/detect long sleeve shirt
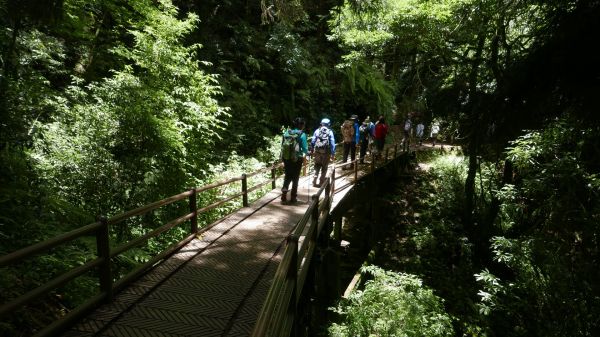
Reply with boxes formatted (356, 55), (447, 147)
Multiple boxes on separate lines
(311, 126), (336, 155)
(294, 129), (309, 157)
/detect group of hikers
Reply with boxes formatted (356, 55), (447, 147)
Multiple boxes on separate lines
(279, 115), (389, 204)
(401, 116), (441, 150)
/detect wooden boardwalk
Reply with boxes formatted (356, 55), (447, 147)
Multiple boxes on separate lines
(63, 159), (372, 337)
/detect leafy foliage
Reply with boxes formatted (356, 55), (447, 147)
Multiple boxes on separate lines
(474, 118), (600, 336)
(1, 0), (600, 336)
(329, 265), (453, 337)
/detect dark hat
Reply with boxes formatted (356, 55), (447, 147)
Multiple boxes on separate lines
(350, 114), (358, 120)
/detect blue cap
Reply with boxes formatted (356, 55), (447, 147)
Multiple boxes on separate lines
(320, 118), (330, 126)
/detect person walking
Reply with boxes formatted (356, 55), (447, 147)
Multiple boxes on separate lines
(402, 115), (412, 152)
(340, 115), (357, 170)
(311, 118), (336, 187)
(373, 116), (388, 159)
(280, 117), (309, 204)
(359, 116), (372, 163)
(416, 121), (425, 146)
(431, 122), (440, 147)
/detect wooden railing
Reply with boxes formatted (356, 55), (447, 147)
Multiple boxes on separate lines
(251, 142), (401, 337)
(0, 161), (288, 337)
(0, 136), (403, 337)
(251, 177), (333, 336)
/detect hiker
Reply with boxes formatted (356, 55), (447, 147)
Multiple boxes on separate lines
(281, 117), (309, 204)
(373, 116), (388, 159)
(431, 122), (440, 147)
(359, 116), (373, 163)
(310, 118), (336, 187)
(402, 115), (412, 151)
(341, 114), (358, 170)
(368, 116), (375, 154)
(353, 114), (360, 159)
(416, 121), (425, 146)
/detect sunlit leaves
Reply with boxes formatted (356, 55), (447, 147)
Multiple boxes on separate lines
(330, 265), (454, 337)
(474, 269), (504, 315)
(265, 24), (310, 73)
(30, 0), (227, 218)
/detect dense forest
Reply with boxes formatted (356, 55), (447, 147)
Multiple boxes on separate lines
(1, 0), (599, 336)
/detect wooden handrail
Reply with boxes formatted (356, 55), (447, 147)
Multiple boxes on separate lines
(1, 139), (403, 337)
(0, 159), (291, 335)
(0, 221), (101, 267)
(246, 162), (284, 178)
(252, 141), (404, 337)
(110, 212), (195, 257)
(108, 190), (193, 225)
(195, 175), (244, 194)
(251, 176), (333, 337)
(0, 257), (105, 316)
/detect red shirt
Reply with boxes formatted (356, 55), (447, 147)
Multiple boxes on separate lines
(374, 123), (388, 139)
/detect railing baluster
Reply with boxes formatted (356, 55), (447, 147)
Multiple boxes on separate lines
(311, 194), (319, 242)
(242, 173), (248, 207)
(325, 178), (331, 207)
(96, 216), (113, 302)
(189, 188), (198, 234)
(331, 165), (336, 194)
(288, 235), (299, 336)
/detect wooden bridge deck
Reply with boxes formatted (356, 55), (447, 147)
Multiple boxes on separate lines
(63, 162), (369, 337)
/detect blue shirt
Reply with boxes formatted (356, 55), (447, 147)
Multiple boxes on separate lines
(311, 126), (336, 155)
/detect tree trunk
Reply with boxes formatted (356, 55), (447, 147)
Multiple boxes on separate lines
(464, 33), (486, 230)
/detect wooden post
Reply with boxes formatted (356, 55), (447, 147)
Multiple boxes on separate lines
(271, 166), (276, 189)
(189, 188), (198, 233)
(242, 174), (248, 207)
(385, 148), (389, 162)
(96, 216), (113, 302)
(354, 159), (358, 181)
(331, 166), (336, 195)
(394, 144), (398, 158)
(288, 235), (299, 337)
(325, 177), (331, 209)
(312, 194), (319, 242)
